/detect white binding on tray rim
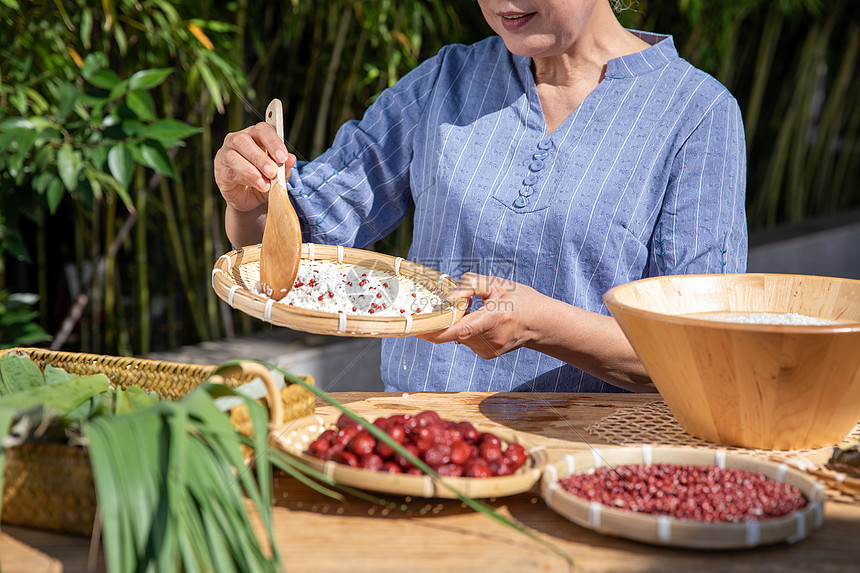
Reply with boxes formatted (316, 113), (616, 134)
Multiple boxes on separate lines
(228, 285), (241, 307)
(657, 515), (672, 543)
(745, 520), (761, 547)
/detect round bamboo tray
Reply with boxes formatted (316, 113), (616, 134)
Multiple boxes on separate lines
(541, 445), (826, 549)
(212, 243), (467, 337)
(273, 415), (547, 499)
(603, 273), (860, 450)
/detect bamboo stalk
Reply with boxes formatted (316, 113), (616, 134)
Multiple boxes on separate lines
(135, 167), (150, 355)
(104, 192), (117, 352)
(744, 5), (783, 157)
(199, 91), (220, 340)
(831, 77), (860, 209)
(36, 205), (48, 332)
(311, 5), (351, 157)
(158, 177), (211, 342)
(809, 20), (859, 212)
(91, 199), (102, 353)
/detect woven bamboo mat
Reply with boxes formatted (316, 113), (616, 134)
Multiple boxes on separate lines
(586, 400), (860, 503)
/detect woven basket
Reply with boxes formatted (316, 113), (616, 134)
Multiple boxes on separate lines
(0, 347), (315, 536)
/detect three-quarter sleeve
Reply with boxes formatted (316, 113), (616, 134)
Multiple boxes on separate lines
(286, 50), (446, 249)
(649, 95), (748, 276)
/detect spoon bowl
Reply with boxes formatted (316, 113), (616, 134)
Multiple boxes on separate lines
(259, 99), (302, 299)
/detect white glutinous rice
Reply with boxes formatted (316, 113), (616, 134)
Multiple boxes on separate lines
(256, 260), (443, 317)
(688, 311), (838, 326)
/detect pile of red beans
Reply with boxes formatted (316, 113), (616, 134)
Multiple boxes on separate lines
(558, 463), (807, 522)
(306, 410), (529, 477)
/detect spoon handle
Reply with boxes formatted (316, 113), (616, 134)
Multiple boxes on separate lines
(265, 98), (287, 188)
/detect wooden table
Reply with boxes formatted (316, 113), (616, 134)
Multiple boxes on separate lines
(2, 392), (859, 572)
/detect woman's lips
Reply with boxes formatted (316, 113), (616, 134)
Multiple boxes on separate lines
(500, 12), (536, 32)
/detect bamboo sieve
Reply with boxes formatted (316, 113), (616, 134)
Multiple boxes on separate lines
(212, 243), (468, 337)
(541, 445), (826, 549)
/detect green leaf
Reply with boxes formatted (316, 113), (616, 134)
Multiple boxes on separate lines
(140, 140), (176, 178)
(57, 143), (81, 191)
(108, 78), (130, 101)
(46, 178), (66, 213)
(44, 364), (77, 385)
(0, 405), (16, 522)
(0, 374), (109, 412)
(125, 90), (156, 121)
(142, 119), (201, 142)
(0, 118), (33, 130)
(0, 352), (44, 394)
(0, 0), (21, 10)
(128, 68), (173, 92)
(87, 69), (121, 90)
(80, 9), (93, 49)
(108, 144), (134, 190)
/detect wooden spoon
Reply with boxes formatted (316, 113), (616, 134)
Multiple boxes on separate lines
(259, 98), (302, 300)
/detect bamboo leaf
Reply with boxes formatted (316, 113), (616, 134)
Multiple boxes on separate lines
(140, 140), (176, 178)
(126, 89), (157, 121)
(141, 119), (202, 142)
(86, 69), (121, 90)
(46, 178), (66, 213)
(108, 143), (134, 190)
(57, 143), (81, 191)
(128, 68), (173, 92)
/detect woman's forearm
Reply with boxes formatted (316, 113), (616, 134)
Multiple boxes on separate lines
(527, 299), (655, 392)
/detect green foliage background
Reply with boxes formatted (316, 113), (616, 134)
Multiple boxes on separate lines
(0, 0), (857, 356)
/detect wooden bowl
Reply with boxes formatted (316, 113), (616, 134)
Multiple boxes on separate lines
(541, 445), (826, 549)
(212, 243), (466, 337)
(274, 415), (548, 499)
(603, 273), (860, 450)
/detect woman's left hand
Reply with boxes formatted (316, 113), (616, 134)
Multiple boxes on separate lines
(416, 272), (545, 359)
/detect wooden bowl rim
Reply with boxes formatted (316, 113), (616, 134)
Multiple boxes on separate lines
(212, 243), (467, 337)
(275, 414), (548, 499)
(540, 445), (826, 549)
(603, 273), (860, 333)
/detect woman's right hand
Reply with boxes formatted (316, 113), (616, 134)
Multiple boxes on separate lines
(214, 121), (297, 212)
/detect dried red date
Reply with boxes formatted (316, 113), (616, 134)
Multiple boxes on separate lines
(348, 431), (376, 456)
(305, 410), (530, 479)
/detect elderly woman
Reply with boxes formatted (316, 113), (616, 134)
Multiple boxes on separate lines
(214, 0), (747, 394)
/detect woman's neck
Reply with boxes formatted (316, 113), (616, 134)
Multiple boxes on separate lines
(531, 6), (649, 133)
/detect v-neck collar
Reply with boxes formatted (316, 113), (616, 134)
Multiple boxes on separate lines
(511, 31), (677, 82)
(510, 31), (677, 134)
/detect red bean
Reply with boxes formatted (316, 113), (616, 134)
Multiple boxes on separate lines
(558, 464), (807, 522)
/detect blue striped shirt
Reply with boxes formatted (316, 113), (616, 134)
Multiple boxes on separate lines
(287, 31), (748, 392)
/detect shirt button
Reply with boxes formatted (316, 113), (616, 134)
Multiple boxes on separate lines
(513, 196), (529, 209)
(533, 149), (548, 160)
(538, 139), (553, 150)
(522, 174), (538, 186)
(529, 160), (544, 171)
(519, 186), (534, 197)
